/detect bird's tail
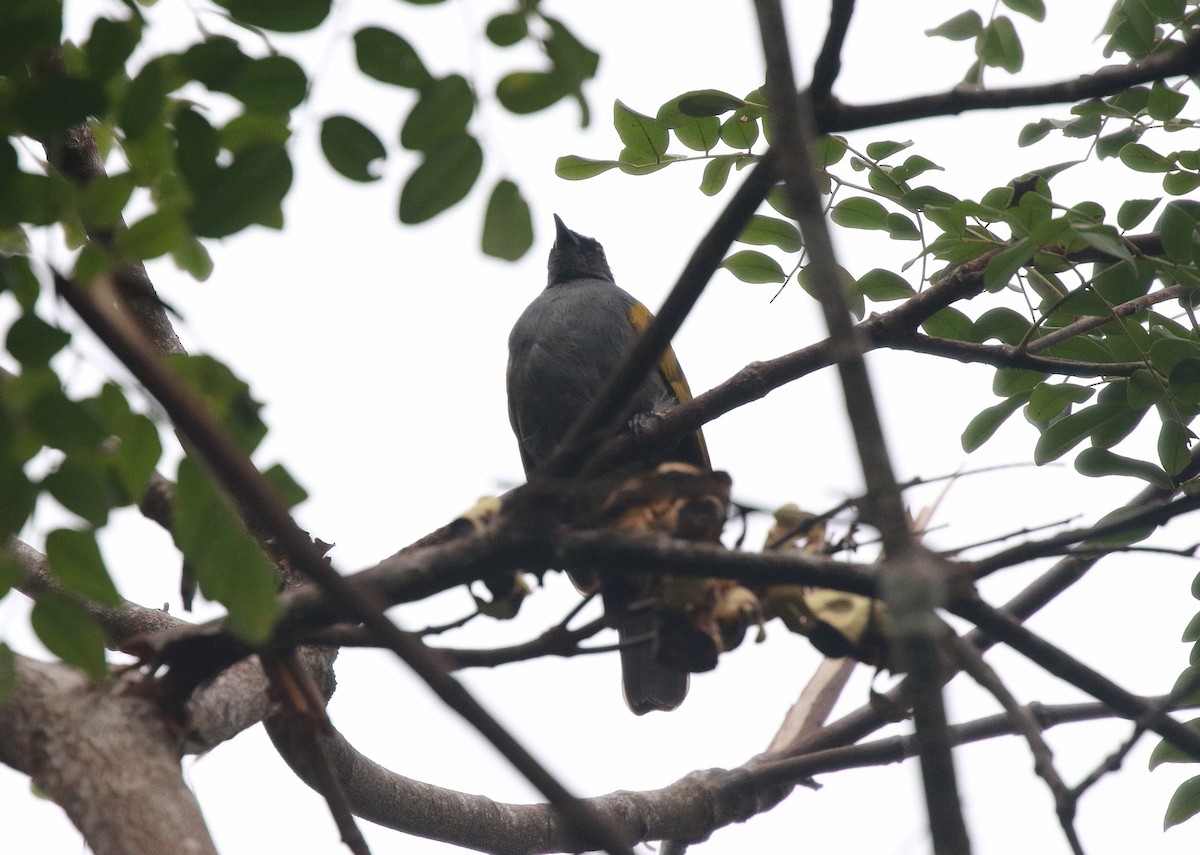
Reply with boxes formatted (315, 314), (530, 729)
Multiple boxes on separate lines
(617, 606), (689, 715)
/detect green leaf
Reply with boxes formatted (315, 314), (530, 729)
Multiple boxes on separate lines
(78, 173), (136, 228)
(1119, 142), (1175, 172)
(974, 307), (1031, 344)
(671, 116), (721, 152)
(481, 179), (533, 262)
(554, 155), (619, 181)
(614, 100), (668, 163)
(85, 16), (141, 80)
(885, 212), (920, 240)
(921, 306), (974, 341)
(1074, 224), (1132, 260)
(720, 250), (785, 284)
(984, 237), (1034, 291)
(1018, 118), (1062, 147)
(1117, 198), (1159, 230)
(0, 464), (36, 537)
(1170, 359), (1200, 405)
(925, 10), (983, 40)
(27, 390), (109, 450)
(186, 144), (293, 238)
(1034, 401), (1127, 464)
(1165, 775), (1200, 830)
(486, 12), (528, 47)
(180, 36), (249, 92)
(1150, 717), (1200, 768)
(1158, 419), (1193, 475)
(401, 75), (474, 151)
(45, 528), (121, 607)
(320, 115), (385, 182)
(1150, 337), (1200, 376)
(865, 140), (912, 161)
(1159, 202), (1199, 263)
(228, 56), (307, 113)
(496, 71), (566, 115)
(1075, 447), (1173, 488)
(962, 393), (1028, 452)
(43, 457), (116, 526)
(1127, 368), (1163, 409)
(1148, 82), (1189, 121)
(12, 75), (108, 139)
(6, 312), (70, 366)
(398, 133), (483, 224)
(1001, 0), (1046, 21)
(31, 594), (109, 681)
(830, 196), (889, 230)
(168, 355), (266, 453)
(677, 89), (745, 117)
(856, 268), (915, 302)
(1185, 616), (1200, 643)
(262, 463), (309, 510)
(979, 16), (1024, 74)
(118, 61), (167, 142)
(116, 210), (188, 261)
(1027, 382), (1095, 421)
(700, 155), (737, 196)
(1165, 171), (1200, 196)
(354, 26), (430, 89)
(738, 215), (801, 252)
(212, 0), (331, 32)
(813, 135), (848, 167)
(93, 384), (162, 501)
(173, 458), (280, 642)
(719, 111), (759, 150)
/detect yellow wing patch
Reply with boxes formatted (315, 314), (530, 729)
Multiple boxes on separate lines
(627, 300), (711, 468)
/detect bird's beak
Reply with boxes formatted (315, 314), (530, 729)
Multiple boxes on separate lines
(553, 213), (572, 247)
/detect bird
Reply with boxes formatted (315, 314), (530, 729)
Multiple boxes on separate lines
(506, 214), (710, 713)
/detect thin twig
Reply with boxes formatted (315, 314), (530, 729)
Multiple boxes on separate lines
(1025, 284), (1188, 354)
(1069, 661), (1200, 802)
(261, 650), (372, 855)
(952, 639), (1083, 855)
(953, 598), (1200, 761)
(897, 332), (1143, 376)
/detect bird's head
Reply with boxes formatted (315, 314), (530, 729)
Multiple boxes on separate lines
(547, 214), (615, 285)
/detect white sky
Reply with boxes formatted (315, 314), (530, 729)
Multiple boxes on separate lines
(4, 1), (1200, 853)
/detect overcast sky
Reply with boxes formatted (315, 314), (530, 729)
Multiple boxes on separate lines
(4, 1), (1200, 853)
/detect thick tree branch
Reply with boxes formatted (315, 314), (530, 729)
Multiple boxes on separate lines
(0, 656), (216, 855)
(266, 691), (1179, 854)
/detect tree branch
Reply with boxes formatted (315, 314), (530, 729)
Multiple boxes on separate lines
(53, 273), (634, 855)
(0, 656), (217, 855)
(755, 1), (968, 849)
(810, 0), (856, 101)
(820, 30), (1200, 133)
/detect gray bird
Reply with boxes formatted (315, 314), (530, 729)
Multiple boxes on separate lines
(506, 214), (710, 713)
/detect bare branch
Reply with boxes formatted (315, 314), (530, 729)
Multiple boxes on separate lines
(811, 0), (856, 100)
(953, 639), (1083, 855)
(953, 598), (1200, 760)
(821, 31), (1200, 133)
(894, 332), (1143, 377)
